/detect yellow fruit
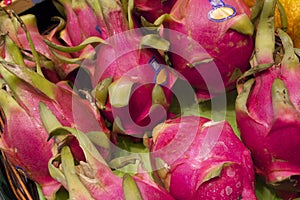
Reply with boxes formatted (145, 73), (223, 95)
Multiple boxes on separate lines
(243, 0), (300, 48)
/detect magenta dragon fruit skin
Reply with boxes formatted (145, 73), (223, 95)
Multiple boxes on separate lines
(235, 0), (300, 198)
(149, 115), (257, 200)
(2, 62), (110, 159)
(0, 63), (109, 136)
(15, 15), (60, 64)
(0, 60), (111, 198)
(40, 111), (175, 200)
(94, 37), (178, 136)
(2, 13), (78, 81)
(57, 0), (109, 41)
(56, 0), (88, 46)
(52, 0), (105, 62)
(1, 9), (110, 163)
(89, 0), (178, 136)
(131, 168), (175, 200)
(0, 90), (61, 199)
(70, 0), (107, 39)
(75, 154), (175, 200)
(160, 0), (254, 100)
(133, 0), (177, 23)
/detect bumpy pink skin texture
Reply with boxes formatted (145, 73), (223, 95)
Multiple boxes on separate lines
(162, 0), (254, 100)
(236, 65), (300, 189)
(134, 0), (177, 23)
(150, 116), (257, 200)
(1, 104), (60, 199)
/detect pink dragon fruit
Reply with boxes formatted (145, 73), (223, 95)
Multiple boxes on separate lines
(235, 0), (300, 198)
(0, 58), (110, 158)
(1, 16), (109, 138)
(40, 105), (174, 200)
(149, 115), (257, 199)
(157, 0), (254, 100)
(133, 0), (177, 23)
(49, 0), (104, 63)
(0, 89), (60, 199)
(87, 0), (179, 136)
(44, 0), (180, 136)
(0, 10), (78, 81)
(93, 37), (178, 136)
(54, 0), (103, 45)
(0, 31), (110, 196)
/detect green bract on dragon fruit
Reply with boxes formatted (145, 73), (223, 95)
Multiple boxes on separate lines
(149, 116), (257, 200)
(88, 0), (179, 136)
(236, 0), (300, 198)
(0, 0), (299, 199)
(39, 104), (175, 200)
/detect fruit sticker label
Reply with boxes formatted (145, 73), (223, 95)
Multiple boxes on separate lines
(148, 57), (168, 85)
(208, 0), (236, 22)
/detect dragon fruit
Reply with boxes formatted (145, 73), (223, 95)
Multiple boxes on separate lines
(44, 0), (179, 136)
(0, 29), (110, 197)
(0, 89), (60, 199)
(54, 0), (102, 45)
(0, 10), (78, 81)
(133, 0), (177, 23)
(235, 0), (300, 198)
(156, 0), (254, 100)
(0, 58), (110, 158)
(87, 0), (179, 136)
(40, 104), (174, 200)
(149, 115), (257, 199)
(93, 39), (178, 136)
(50, 0), (103, 63)
(0, 25), (109, 136)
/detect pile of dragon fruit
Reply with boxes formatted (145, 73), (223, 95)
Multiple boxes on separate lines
(0, 0), (299, 199)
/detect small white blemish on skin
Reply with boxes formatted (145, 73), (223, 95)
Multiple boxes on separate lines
(226, 168), (235, 178)
(225, 186), (233, 196)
